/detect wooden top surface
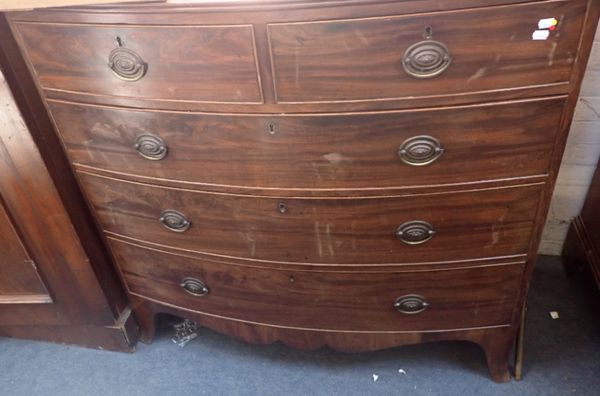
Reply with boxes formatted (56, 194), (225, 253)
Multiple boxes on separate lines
(0, 0), (152, 11)
(1, 0), (550, 12)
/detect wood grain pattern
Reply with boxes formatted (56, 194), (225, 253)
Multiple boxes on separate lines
(106, 235), (526, 272)
(0, 67), (113, 326)
(49, 97), (565, 192)
(39, 78), (570, 113)
(131, 291), (515, 381)
(268, 1), (585, 103)
(0, 15), (137, 349)
(78, 171), (543, 265)
(0, 0), (148, 11)
(0, 307), (137, 352)
(5, 1), (558, 25)
(5, 0), (600, 382)
(112, 237), (523, 332)
(8, 1), (586, 114)
(13, 22), (262, 104)
(0, 194), (49, 300)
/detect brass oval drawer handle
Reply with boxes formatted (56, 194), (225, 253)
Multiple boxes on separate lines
(134, 134), (168, 161)
(398, 135), (444, 166)
(394, 294), (430, 314)
(159, 209), (191, 233)
(108, 36), (147, 82)
(402, 27), (452, 79)
(396, 221), (435, 245)
(180, 277), (209, 297)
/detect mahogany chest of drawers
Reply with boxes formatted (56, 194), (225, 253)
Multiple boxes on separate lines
(7, 0), (599, 382)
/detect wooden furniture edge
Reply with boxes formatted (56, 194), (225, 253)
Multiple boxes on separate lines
(0, 13), (139, 349)
(131, 295), (513, 382)
(0, 306), (139, 352)
(0, 13), (130, 320)
(562, 216), (600, 291)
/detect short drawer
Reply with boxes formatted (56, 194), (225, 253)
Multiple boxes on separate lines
(50, 98), (564, 191)
(111, 238), (523, 332)
(12, 22), (262, 103)
(268, 0), (585, 102)
(78, 171), (542, 264)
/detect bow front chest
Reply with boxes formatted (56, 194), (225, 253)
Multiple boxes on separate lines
(7, 0), (599, 382)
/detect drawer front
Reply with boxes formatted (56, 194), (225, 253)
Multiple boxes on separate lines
(269, 1), (585, 103)
(111, 238), (523, 331)
(79, 171), (541, 264)
(50, 98), (564, 191)
(13, 23), (262, 104)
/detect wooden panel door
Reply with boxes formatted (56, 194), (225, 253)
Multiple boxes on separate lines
(0, 67), (110, 327)
(0, 197), (51, 304)
(0, 16), (137, 349)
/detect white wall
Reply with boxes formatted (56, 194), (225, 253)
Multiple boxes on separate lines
(540, 25), (600, 255)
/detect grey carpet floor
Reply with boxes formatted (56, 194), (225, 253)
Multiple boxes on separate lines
(1, 256), (599, 396)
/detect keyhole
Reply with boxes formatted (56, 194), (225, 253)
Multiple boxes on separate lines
(115, 36), (125, 47)
(278, 202), (288, 214)
(289, 275), (295, 283)
(267, 122), (276, 135)
(423, 26), (433, 40)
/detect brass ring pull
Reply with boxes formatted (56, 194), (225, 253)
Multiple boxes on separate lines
(402, 27), (452, 79)
(398, 135), (444, 166)
(396, 221), (435, 245)
(180, 277), (209, 297)
(108, 36), (147, 82)
(159, 210), (191, 233)
(394, 295), (430, 314)
(134, 134), (168, 161)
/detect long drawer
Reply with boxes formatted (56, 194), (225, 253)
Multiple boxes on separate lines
(78, 171), (542, 264)
(268, 0), (585, 103)
(51, 98), (564, 191)
(111, 237), (523, 332)
(12, 22), (262, 104)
